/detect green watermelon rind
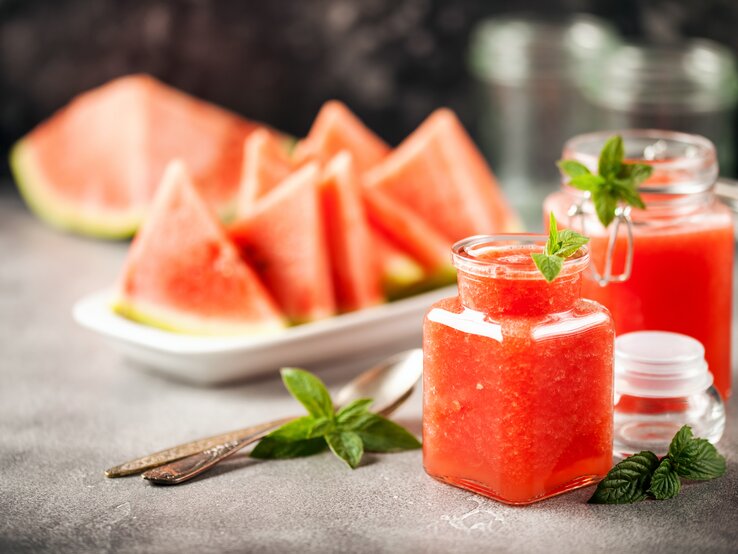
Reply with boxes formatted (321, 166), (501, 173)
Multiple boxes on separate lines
(385, 264), (456, 302)
(112, 297), (287, 337)
(10, 140), (142, 239)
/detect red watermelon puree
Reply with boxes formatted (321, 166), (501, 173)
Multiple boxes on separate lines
(545, 130), (734, 399)
(423, 236), (614, 505)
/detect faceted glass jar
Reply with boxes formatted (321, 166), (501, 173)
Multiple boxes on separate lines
(544, 130), (734, 399)
(422, 235), (615, 505)
(613, 331), (726, 458)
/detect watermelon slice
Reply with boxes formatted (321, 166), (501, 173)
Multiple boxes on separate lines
(364, 108), (519, 242)
(294, 101), (390, 173)
(320, 152), (383, 312)
(113, 160), (286, 335)
(236, 128), (293, 217)
(371, 228), (426, 300)
(10, 74), (261, 238)
(229, 163), (336, 323)
(362, 186), (453, 276)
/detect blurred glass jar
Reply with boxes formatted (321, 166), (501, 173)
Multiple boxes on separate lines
(583, 40), (738, 175)
(468, 14), (621, 226)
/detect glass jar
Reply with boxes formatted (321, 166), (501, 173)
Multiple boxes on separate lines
(468, 14), (620, 226)
(422, 235), (614, 505)
(544, 130), (734, 399)
(583, 40), (738, 175)
(613, 331), (725, 459)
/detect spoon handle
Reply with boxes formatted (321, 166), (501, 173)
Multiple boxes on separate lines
(141, 418), (291, 484)
(104, 416), (294, 478)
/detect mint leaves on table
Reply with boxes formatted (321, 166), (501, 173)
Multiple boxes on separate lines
(589, 425), (726, 504)
(558, 135), (652, 227)
(250, 368), (421, 469)
(531, 212), (589, 283)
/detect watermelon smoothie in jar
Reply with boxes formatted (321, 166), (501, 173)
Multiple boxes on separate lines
(545, 130), (734, 399)
(423, 234), (615, 505)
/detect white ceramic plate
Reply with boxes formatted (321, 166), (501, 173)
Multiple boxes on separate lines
(72, 286), (456, 385)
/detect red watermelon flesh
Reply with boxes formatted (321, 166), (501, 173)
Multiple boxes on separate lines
(370, 227), (426, 300)
(236, 128), (293, 217)
(364, 108), (519, 242)
(229, 163), (336, 323)
(11, 74), (262, 238)
(294, 100), (390, 173)
(114, 160), (286, 335)
(362, 185), (452, 274)
(320, 152), (383, 312)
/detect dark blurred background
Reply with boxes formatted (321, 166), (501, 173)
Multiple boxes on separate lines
(2, 0), (738, 182)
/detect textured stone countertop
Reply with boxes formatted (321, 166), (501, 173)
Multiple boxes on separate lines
(1, 189), (737, 553)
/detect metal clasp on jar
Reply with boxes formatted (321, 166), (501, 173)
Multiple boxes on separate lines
(567, 198), (634, 286)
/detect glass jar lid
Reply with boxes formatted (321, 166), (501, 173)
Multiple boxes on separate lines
(614, 331), (714, 398)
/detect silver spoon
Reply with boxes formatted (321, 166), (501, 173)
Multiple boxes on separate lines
(108, 349), (422, 484)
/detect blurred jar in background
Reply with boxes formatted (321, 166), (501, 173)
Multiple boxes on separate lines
(584, 40), (738, 175)
(468, 15), (620, 228)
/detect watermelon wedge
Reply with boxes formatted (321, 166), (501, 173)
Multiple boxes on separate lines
(364, 108), (519, 242)
(10, 74), (262, 238)
(371, 228), (426, 301)
(294, 101), (390, 173)
(113, 160), (286, 335)
(236, 129), (293, 217)
(229, 163), (336, 323)
(362, 186), (453, 276)
(320, 152), (383, 312)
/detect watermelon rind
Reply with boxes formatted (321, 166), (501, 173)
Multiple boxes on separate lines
(385, 265), (457, 301)
(113, 298), (286, 337)
(10, 140), (142, 239)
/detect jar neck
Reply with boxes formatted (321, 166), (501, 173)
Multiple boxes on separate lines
(457, 270), (583, 316)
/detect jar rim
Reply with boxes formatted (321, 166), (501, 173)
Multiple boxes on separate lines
(563, 129), (718, 195)
(452, 234), (589, 279)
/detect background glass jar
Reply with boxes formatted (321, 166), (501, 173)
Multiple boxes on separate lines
(582, 40), (738, 175)
(468, 14), (620, 226)
(544, 130), (734, 399)
(422, 235), (614, 505)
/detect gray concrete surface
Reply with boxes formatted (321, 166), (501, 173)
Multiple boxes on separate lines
(1, 189), (737, 553)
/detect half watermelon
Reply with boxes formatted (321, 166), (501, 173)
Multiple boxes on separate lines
(11, 74), (262, 238)
(114, 160), (286, 335)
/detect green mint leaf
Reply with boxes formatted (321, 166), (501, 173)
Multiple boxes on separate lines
(569, 174), (606, 192)
(531, 253), (563, 283)
(557, 159), (591, 178)
(555, 229), (590, 258)
(648, 458), (682, 500)
(671, 435), (726, 481)
(591, 188), (617, 227)
(598, 135), (624, 178)
(612, 180), (646, 210)
(588, 451), (660, 504)
(264, 415), (330, 442)
(619, 163), (653, 188)
(355, 414), (422, 452)
(280, 368), (334, 419)
(667, 425), (694, 460)
(336, 398), (373, 428)
(325, 431), (364, 469)
(545, 211), (559, 256)
(251, 437), (327, 459)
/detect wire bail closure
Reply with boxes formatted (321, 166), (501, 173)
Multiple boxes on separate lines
(567, 196), (634, 286)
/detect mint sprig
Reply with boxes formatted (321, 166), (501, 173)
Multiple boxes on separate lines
(558, 135), (652, 227)
(589, 425), (726, 504)
(250, 368), (421, 469)
(531, 212), (589, 282)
